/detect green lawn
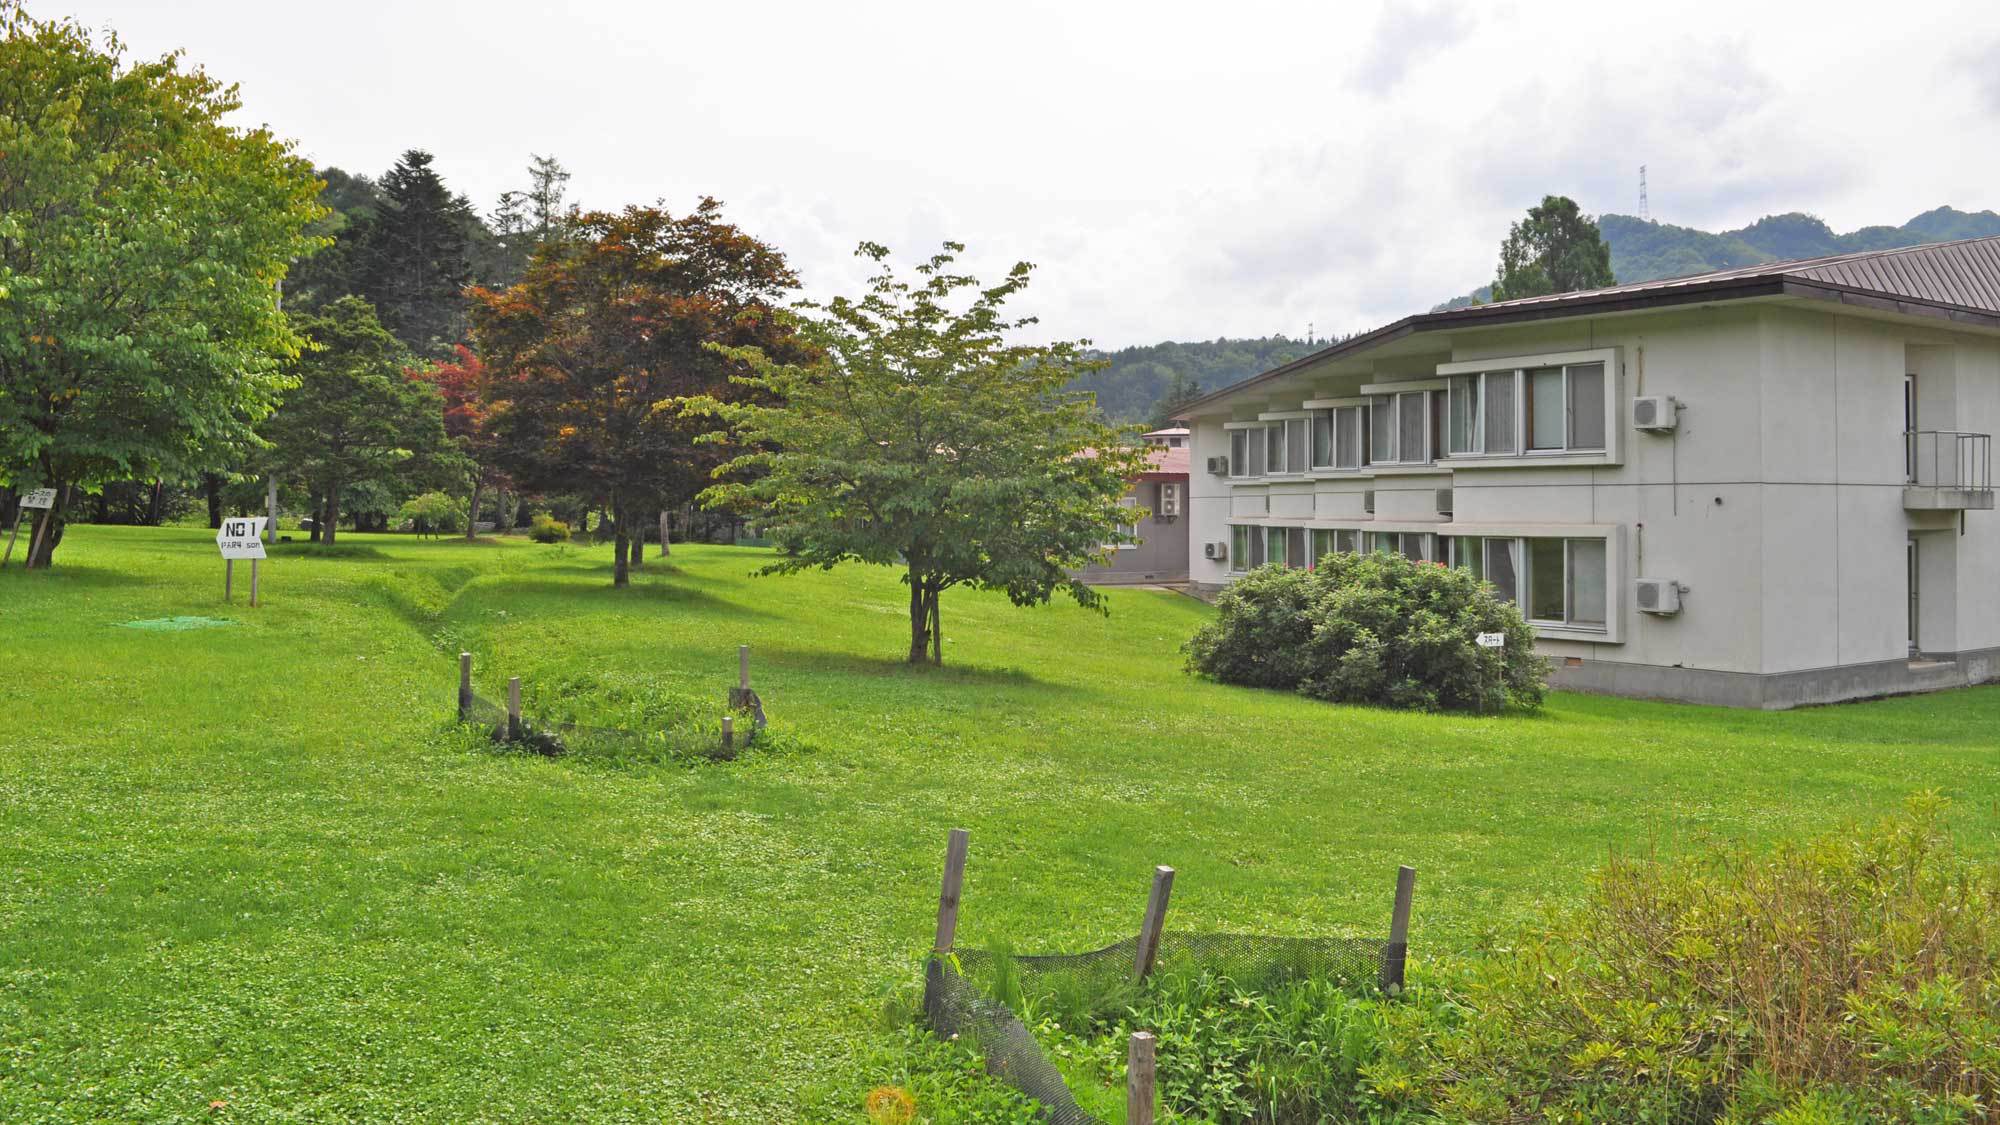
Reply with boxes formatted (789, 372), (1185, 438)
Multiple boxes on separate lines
(3, 525), (1997, 1121)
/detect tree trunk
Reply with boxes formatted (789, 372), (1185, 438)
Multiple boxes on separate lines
(203, 474), (224, 529)
(659, 510), (670, 558)
(929, 585), (943, 664)
(612, 498), (629, 587)
(324, 481), (340, 547)
(907, 566), (935, 664)
(25, 483), (70, 569)
(496, 488), (511, 535)
(465, 476), (483, 540)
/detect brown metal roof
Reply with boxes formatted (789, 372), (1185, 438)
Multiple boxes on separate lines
(1175, 235), (2000, 417)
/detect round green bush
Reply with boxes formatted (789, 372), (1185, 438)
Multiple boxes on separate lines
(528, 514), (571, 544)
(1186, 552), (1549, 712)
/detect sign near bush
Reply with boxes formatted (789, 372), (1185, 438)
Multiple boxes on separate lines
(1476, 632), (1506, 648)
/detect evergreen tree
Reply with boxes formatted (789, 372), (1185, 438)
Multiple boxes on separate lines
(1149, 372), (1205, 429)
(358, 149), (475, 356)
(1491, 195), (1615, 302)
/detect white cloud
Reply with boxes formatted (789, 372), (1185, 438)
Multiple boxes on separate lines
(59, 0), (2000, 348)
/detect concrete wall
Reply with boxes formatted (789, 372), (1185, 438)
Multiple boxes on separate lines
(1186, 299), (2000, 707)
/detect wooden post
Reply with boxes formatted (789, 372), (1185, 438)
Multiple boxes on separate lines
(265, 476), (279, 542)
(225, 558), (234, 602)
(659, 511), (670, 558)
(1135, 865), (1175, 982)
(1127, 1030), (1156, 1125)
(22, 506), (47, 570)
(506, 676), (522, 741)
(457, 652), (473, 722)
(1380, 864), (1417, 993)
(249, 558), (260, 608)
(933, 828), (971, 955)
(1, 505), (23, 569)
(721, 714), (734, 753)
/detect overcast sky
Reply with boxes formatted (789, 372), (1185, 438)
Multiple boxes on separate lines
(60, 0), (2000, 348)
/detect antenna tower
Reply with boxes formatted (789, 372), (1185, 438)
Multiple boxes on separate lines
(1639, 165), (1650, 221)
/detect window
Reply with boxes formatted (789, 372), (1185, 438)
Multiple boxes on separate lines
(1266, 425), (1285, 476)
(1230, 430), (1249, 477)
(1397, 392), (1426, 463)
(1567, 539), (1607, 626)
(1310, 528), (1336, 565)
(1229, 524), (1259, 571)
(1335, 528), (1359, 553)
(1527, 537), (1565, 620)
(1451, 362), (1605, 456)
(1483, 538), (1519, 604)
(1450, 535), (1484, 580)
(1451, 536), (1607, 628)
(1370, 396), (1395, 463)
(1337, 406), (1363, 469)
(1106, 496), (1139, 550)
(1367, 531), (1430, 559)
(1368, 392), (1438, 465)
(1247, 427), (1267, 476)
(1311, 412), (1334, 468)
(1284, 418), (1308, 474)
(1266, 527), (1288, 568)
(1286, 526), (1307, 569)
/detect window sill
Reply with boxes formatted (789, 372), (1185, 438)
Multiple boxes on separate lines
(1367, 464), (1451, 476)
(1442, 451), (1617, 470)
(1532, 624), (1618, 644)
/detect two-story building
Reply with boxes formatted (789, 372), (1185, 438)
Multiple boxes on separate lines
(1075, 428), (1191, 585)
(1177, 238), (2000, 708)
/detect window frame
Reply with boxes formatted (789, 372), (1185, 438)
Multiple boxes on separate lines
(1438, 527), (1620, 639)
(1436, 348), (1621, 466)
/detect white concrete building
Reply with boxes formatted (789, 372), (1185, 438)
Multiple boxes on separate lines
(1178, 238), (2000, 708)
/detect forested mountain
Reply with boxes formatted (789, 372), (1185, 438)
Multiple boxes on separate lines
(1437, 205), (2000, 309)
(1071, 336), (1328, 424)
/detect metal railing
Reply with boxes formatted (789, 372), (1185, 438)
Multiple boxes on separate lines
(1905, 431), (1992, 494)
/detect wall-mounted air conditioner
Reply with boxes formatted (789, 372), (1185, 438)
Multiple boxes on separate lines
(1635, 578), (1683, 615)
(1202, 540), (1227, 561)
(1158, 482), (1182, 517)
(1632, 395), (1680, 432)
(1205, 455), (1230, 475)
(1363, 489), (1376, 514)
(1434, 487), (1453, 516)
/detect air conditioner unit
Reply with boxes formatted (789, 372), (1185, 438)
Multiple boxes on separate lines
(1635, 578), (1682, 615)
(1632, 395), (1680, 432)
(1158, 482), (1182, 517)
(1205, 455), (1230, 476)
(1203, 540), (1227, 561)
(1434, 487), (1453, 516)
(1363, 489), (1376, 514)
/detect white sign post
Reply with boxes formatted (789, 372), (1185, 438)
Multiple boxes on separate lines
(1475, 631), (1506, 649)
(217, 517), (268, 606)
(5, 487), (58, 570)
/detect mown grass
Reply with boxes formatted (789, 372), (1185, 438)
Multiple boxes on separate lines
(2, 525), (1997, 1121)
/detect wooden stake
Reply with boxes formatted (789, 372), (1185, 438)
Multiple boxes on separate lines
(1, 505), (23, 569)
(506, 676), (522, 741)
(1135, 865), (1175, 982)
(721, 714), (734, 753)
(1381, 864), (1417, 993)
(933, 828), (970, 955)
(225, 558), (234, 602)
(1127, 1030), (1156, 1125)
(249, 558), (260, 608)
(22, 506), (47, 570)
(457, 652), (473, 721)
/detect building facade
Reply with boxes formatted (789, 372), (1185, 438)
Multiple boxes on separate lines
(1178, 239), (2000, 708)
(1075, 430), (1191, 585)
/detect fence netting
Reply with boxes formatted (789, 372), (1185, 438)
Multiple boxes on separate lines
(923, 932), (1392, 1122)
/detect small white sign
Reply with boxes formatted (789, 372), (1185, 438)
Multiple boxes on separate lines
(19, 488), (56, 510)
(1475, 632), (1506, 649)
(217, 517), (268, 560)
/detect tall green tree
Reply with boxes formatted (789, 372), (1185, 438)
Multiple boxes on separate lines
(471, 201), (801, 587)
(1149, 371), (1205, 429)
(357, 149), (475, 355)
(1491, 195), (1615, 302)
(491, 154), (572, 280)
(258, 297), (455, 545)
(0, 5), (325, 567)
(700, 242), (1150, 665)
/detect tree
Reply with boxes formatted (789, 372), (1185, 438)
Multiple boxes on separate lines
(1491, 195), (1615, 303)
(1148, 371), (1205, 429)
(0, 5), (326, 567)
(491, 154), (572, 280)
(259, 297), (455, 545)
(471, 200), (801, 587)
(357, 149), (475, 355)
(700, 242), (1150, 665)
(408, 345), (506, 539)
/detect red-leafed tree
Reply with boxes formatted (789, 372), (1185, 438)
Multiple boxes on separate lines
(408, 345), (509, 538)
(469, 200), (800, 585)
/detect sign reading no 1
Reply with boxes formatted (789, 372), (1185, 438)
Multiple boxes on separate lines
(217, 517), (268, 606)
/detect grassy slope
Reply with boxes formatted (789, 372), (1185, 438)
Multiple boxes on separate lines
(3, 526), (1998, 1122)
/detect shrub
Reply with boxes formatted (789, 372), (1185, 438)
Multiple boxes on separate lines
(396, 490), (466, 536)
(1186, 552), (1549, 712)
(1380, 795), (2000, 1122)
(528, 513), (571, 543)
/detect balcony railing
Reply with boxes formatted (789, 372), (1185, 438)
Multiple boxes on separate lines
(1904, 431), (1994, 511)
